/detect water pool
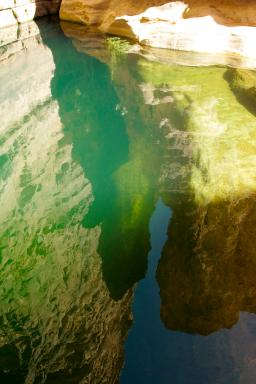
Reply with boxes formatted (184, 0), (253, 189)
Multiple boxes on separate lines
(1, 19), (256, 384)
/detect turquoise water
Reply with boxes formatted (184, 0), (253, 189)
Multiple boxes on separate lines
(1, 19), (256, 383)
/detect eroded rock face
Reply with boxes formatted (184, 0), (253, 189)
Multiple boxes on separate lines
(60, 0), (256, 59)
(0, 0), (61, 28)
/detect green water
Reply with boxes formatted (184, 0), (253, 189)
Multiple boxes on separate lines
(0, 19), (256, 384)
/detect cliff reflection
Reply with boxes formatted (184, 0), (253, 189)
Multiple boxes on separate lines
(0, 21), (134, 383)
(46, 23), (158, 300)
(64, 22), (256, 337)
(157, 194), (256, 335)
(1, 18), (256, 384)
(39, 21), (256, 384)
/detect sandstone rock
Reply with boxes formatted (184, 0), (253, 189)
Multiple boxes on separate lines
(0, 0), (14, 10)
(14, 0), (35, 6)
(12, 3), (36, 23)
(0, 39), (23, 60)
(0, 23), (17, 46)
(108, 5), (256, 58)
(61, 20), (256, 69)
(60, 0), (110, 25)
(0, 0), (61, 28)
(60, 0), (256, 59)
(0, 20), (42, 61)
(60, 0), (256, 29)
(0, 9), (17, 28)
(35, 0), (61, 17)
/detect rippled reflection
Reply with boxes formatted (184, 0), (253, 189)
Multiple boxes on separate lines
(0, 22), (132, 384)
(1, 18), (256, 384)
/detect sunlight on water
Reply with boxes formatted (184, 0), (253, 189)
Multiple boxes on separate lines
(0, 18), (256, 384)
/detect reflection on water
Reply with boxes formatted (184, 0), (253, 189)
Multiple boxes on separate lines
(0, 18), (256, 384)
(121, 199), (172, 383)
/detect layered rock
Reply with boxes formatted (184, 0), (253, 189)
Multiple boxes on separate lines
(60, 0), (256, 60)
(0, 0), (60, 28)
(0, 20), (45, 62)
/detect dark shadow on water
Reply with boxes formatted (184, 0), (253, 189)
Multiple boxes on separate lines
(157, 193), (256, 335)
(224, 68), (256, 117)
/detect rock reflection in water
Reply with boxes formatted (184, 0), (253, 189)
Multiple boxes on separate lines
(111, 47), (256, 382)
(0, 22), (133, 384)
(59, 23), (256, 383)
(1, 18), (256, 384)
(46, 22), (157, 301)
(157, 195), (256, 335)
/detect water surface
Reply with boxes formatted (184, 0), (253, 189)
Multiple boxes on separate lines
(0, 19), (256, 384)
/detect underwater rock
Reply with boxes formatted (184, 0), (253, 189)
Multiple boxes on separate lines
(0, 8), (17, 27)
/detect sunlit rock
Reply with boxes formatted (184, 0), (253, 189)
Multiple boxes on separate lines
(0, 23), (17, 46)
(0, 0), (15, 10)
(108, 6), (256, 58)
(13, 3), (36, 23)
(0, 20), (44, 61)
(0, 9), (17, 27)
(60, 0), (256, 60)
(0, 0), (61, 28)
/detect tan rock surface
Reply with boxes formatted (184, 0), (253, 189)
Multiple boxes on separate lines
(60, 0), (256, 28)
(0, 0), (61, 28)
(0, 9), (17, 27)
(60, 0), (256, 58)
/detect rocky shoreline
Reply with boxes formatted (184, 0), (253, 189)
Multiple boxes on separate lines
(1, 1), (256, 60)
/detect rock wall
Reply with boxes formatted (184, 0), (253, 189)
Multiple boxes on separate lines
(0, 0), (60, 27)
(59, 0), (256, 58)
